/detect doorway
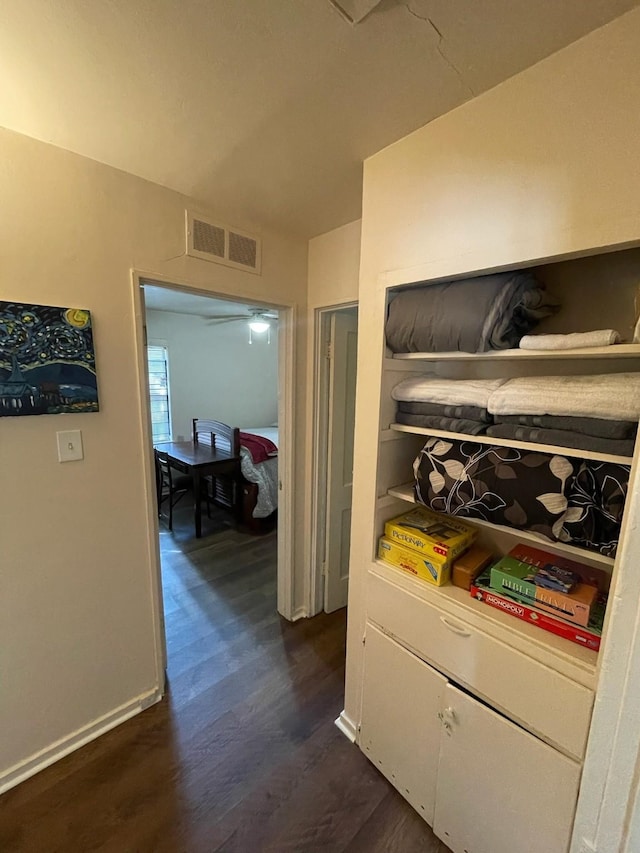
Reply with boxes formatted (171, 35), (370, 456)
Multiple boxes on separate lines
(132, 274), (296, 678)
(311, 304), (358, 614)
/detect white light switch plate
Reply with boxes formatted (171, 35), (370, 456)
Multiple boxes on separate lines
(57, 430), (84, 462)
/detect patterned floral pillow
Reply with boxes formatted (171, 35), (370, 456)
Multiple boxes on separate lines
(560, 461), (629, 557)
(414, 438), (577, 542)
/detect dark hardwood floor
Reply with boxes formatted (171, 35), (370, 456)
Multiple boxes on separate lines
(0, 504), (449, 852)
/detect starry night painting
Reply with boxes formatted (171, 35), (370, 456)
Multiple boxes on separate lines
(0, 302), (99, 417)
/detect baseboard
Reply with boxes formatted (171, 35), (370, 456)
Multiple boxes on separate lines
(335, 710), (358, 743)
(0, 686), (163, 795)
(290, 606), (308, 621)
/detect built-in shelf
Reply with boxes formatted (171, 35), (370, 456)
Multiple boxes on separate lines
(390, 343), (640, 362)
(371, 559), (598, 684)
(389, 423), (634, 466)
(385, 481), (615, 569)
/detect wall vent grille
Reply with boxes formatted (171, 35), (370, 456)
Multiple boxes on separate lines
(193, 219), (225, 258)
(186, 211), (261, 274)
(229, 230), (258, 268)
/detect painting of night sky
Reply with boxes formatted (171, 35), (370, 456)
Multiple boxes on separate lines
(0, 302), (99, 417)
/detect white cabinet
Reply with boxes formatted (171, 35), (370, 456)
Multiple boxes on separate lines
(361, 624), (581, 853)
(360, 623), (446, 823)
(367, 568), (594, 760)
(434, 684), (581, 853)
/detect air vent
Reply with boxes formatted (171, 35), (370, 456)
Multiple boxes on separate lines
(186, 211), (261, 274)
(193, 219), (225, 258)
(228, 230), (258, 268)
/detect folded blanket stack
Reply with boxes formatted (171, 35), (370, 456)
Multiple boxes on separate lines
(392, 376), (506, 436)
(392, 373), (640, 457)
(386, 272), (559, 354)
(487, 373), (640, 456)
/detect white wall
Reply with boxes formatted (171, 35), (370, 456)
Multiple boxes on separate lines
(145, 309), (278, 439)
(303, 220), (361, 612)
(345, 8), (640, 852)
(0, 126), (307, 791)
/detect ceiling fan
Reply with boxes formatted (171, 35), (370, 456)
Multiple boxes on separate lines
(204, 307), (278, 342)
(205, 307), (277, 327)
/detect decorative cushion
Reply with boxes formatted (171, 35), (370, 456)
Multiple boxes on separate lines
(560, 461), (629, 557)
(414, 438), (577, 542)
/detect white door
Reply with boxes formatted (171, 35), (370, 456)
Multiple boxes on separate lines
(433, 683), (581, 853)
(360, 624), (447, 823)
(323, 308), (358, 613)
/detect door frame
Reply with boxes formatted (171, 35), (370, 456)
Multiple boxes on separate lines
(130, 270), (297, 674)
(309, 301), (358, 615)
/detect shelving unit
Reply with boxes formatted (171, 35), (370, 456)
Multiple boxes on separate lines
(389, 422), (634, 465)
(357, 248), (640, 853)
(390, 343), (640, 362)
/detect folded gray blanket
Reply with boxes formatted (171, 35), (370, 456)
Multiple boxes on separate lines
(486, 424), (635, 457)
(398, 400), (490, 422)
(396, 412), (488, 434)
(386, 271), (558, 353)
(496, 414), (637, 440)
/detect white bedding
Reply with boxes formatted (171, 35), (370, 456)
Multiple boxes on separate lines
(240, 427), (279, 518)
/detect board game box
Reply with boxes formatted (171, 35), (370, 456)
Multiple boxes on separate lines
(489, 554), (598, 627)
(384, 506), (476, 563)
(378, 537), (450, 586)
(508, 543), (611, 594)
(471, 569), (603, 651)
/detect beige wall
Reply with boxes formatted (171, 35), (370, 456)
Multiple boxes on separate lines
(0, 127), (308, 789)
(307, 220), (361, 310)
(345, 8), (640, 852)
(303, 220), (361, 611)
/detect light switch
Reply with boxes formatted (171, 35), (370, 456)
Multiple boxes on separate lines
(57, 430), (84, 463)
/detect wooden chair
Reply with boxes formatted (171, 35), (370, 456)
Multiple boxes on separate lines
(155, 450), (196, 531)
(192, 419), (241, 519)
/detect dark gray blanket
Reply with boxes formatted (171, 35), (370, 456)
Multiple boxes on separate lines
(386, 271), (558, 353)
(486, 424), (635, 457)
(396, 411), (488, 435)
(398, 400), (490, 422)
(496, 414), (637, 440)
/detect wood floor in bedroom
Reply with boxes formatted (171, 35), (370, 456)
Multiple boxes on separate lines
(0, 504), (450, 853)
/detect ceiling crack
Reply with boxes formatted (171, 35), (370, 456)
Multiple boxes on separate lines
(405, 3), (476, 98)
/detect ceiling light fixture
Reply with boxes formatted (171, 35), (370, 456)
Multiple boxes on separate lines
(247, 313), (271, 344)
(248, 318), (270, 334)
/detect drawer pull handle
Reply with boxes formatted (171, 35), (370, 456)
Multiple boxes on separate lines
(440, 616), (471, 637)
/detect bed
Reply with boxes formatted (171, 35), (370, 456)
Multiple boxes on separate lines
(192, 418), (278, 533)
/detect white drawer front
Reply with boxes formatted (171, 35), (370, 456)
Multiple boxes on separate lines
(367, 571), (593, 760)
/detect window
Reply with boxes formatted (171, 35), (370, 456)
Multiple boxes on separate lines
(147, 344), (172, 443)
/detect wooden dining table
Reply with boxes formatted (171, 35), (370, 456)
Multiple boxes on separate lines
(153, 440), (241, 538)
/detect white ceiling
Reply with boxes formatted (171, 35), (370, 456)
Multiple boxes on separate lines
(143, 285), (278, 319)
(0, 0), (637, 238)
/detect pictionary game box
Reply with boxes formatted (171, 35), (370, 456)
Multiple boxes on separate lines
(384, 506), (476, 564)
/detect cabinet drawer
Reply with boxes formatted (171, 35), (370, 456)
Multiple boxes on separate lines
(367, 570), (593, 760)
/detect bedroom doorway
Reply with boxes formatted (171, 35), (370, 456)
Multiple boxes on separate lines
(133, 274), (296, 676)
(311, 303), (358, 614)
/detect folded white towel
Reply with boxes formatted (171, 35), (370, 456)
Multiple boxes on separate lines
(519, 330), (621, 350)
(392, 376), (507, 408)
(489, 373), (640, 421)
